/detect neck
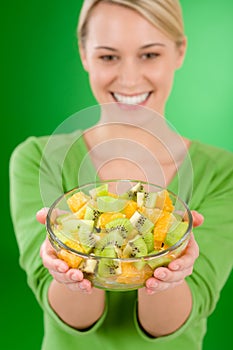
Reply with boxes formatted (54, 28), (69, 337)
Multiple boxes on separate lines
(85, 117), (189, 166)
(83, 106), (190, 187)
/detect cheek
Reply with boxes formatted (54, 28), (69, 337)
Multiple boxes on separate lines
(89, 67), (113, 89)
(160, 61), (176, 86)
(150, 68), (174, 90)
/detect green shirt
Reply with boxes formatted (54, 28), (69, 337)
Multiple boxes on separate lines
(10, 130), (233, 350)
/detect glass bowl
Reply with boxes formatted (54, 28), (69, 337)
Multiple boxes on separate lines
(46, 180), (192, 291)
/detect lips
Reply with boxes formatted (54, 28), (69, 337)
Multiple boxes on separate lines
(112, 92), (151, 105)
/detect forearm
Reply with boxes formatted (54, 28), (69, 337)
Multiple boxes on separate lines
(138, 280), (192, 337)
(48, 280), (106, 329)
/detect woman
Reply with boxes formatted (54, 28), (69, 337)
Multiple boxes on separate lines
(10, 1), (233, 349)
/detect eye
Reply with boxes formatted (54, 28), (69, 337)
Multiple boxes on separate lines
(99, 55), (118, 62)
(141, 53), (160, 60)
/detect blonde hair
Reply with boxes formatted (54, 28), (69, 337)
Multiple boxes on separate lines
(77, 0), (185, 48)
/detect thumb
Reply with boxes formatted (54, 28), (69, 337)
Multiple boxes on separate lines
(36, 207), (49, 225)
(191, 210), (204, 228)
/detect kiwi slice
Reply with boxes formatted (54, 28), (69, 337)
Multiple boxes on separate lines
(96, 196), (127, 213)
(84, 204), (101, 222)
(130, 211), (154, 234)
(99, 246), (117, 258)
(122, 234), (148, 270)
(58, 218), (94, 250)
(77, 229), (97, 254)
(105, 217), (134, 239)
(147, 251), (172, 270)
(59, 217), (93, 235)
(60, 218), (80, 234)
(120, 182), (144, 201)
(123, 235), (148, 258)
(56, 213), (72, 225)
(164, 221), (189, 246)
(142, 231), (154, 253)
(137, 191), (158, 209)
(97, 246), (121, 278)
(98, 259), (121, 278)
(89, 183), (109, 199)
(94, 230), (124, 256)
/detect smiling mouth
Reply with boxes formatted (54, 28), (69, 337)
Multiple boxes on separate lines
(111, 92), (151, 105)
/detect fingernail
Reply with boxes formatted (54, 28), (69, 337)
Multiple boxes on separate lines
(157, 272), (166, 279)
(171, 264), (179, 270)
(148, 280), (158, 289)
(58, 265), (67, 273)
(71, 273), (79, 281)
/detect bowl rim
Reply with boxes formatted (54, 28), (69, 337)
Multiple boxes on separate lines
(46, 179), (193, 262)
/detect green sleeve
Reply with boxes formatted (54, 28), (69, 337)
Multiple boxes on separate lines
(134, 142), (233, 343)
(10, 136), (52, 307)
(186, 145), (233, 320)
(9, 134), (106, 334)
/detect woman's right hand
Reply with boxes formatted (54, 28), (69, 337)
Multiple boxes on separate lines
(37, 208), (93, 294)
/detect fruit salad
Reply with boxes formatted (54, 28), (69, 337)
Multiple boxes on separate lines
(49, 182), (191, 289)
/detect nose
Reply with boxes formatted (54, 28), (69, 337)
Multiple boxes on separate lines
(117, 58), (142, 89)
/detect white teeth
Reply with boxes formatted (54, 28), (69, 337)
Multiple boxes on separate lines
(113, 92), (150, 105)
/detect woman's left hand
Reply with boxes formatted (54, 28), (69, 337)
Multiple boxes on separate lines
(145, 210), (204, 295)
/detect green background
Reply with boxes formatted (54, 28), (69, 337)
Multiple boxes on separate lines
(2, 0), (233, 348)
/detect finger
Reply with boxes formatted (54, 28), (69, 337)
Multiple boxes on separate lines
(168, 234), (199, 271)
(49, 268), (83, 284)
(36, 207), (49, 224)
(146, 277), (167, 290)
(66, 268), (84, 282)
(66, 279), (93, 294)
(153, 265), (193, 283)
(36, 207), (68, 225)
(151, 234), (199, 283)
(40, 238), (69, 273)
(145, 277), (183, 294)
(191, 210), (204, 227)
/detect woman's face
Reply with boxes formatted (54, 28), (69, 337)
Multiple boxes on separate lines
(80, 2), (186, 115)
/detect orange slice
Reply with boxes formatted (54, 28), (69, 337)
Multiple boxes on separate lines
(74, 203), (87, 219)
(153, 211), (172, 249)
(97, 212), (126, 229)
(107, 192), (118, 198)
(156, 190), (174, 212)
(57, 240), (84, 268)
(122, 200), (138, 218)
(67, 192), (89, 213)
(117, 262), (153, 284)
